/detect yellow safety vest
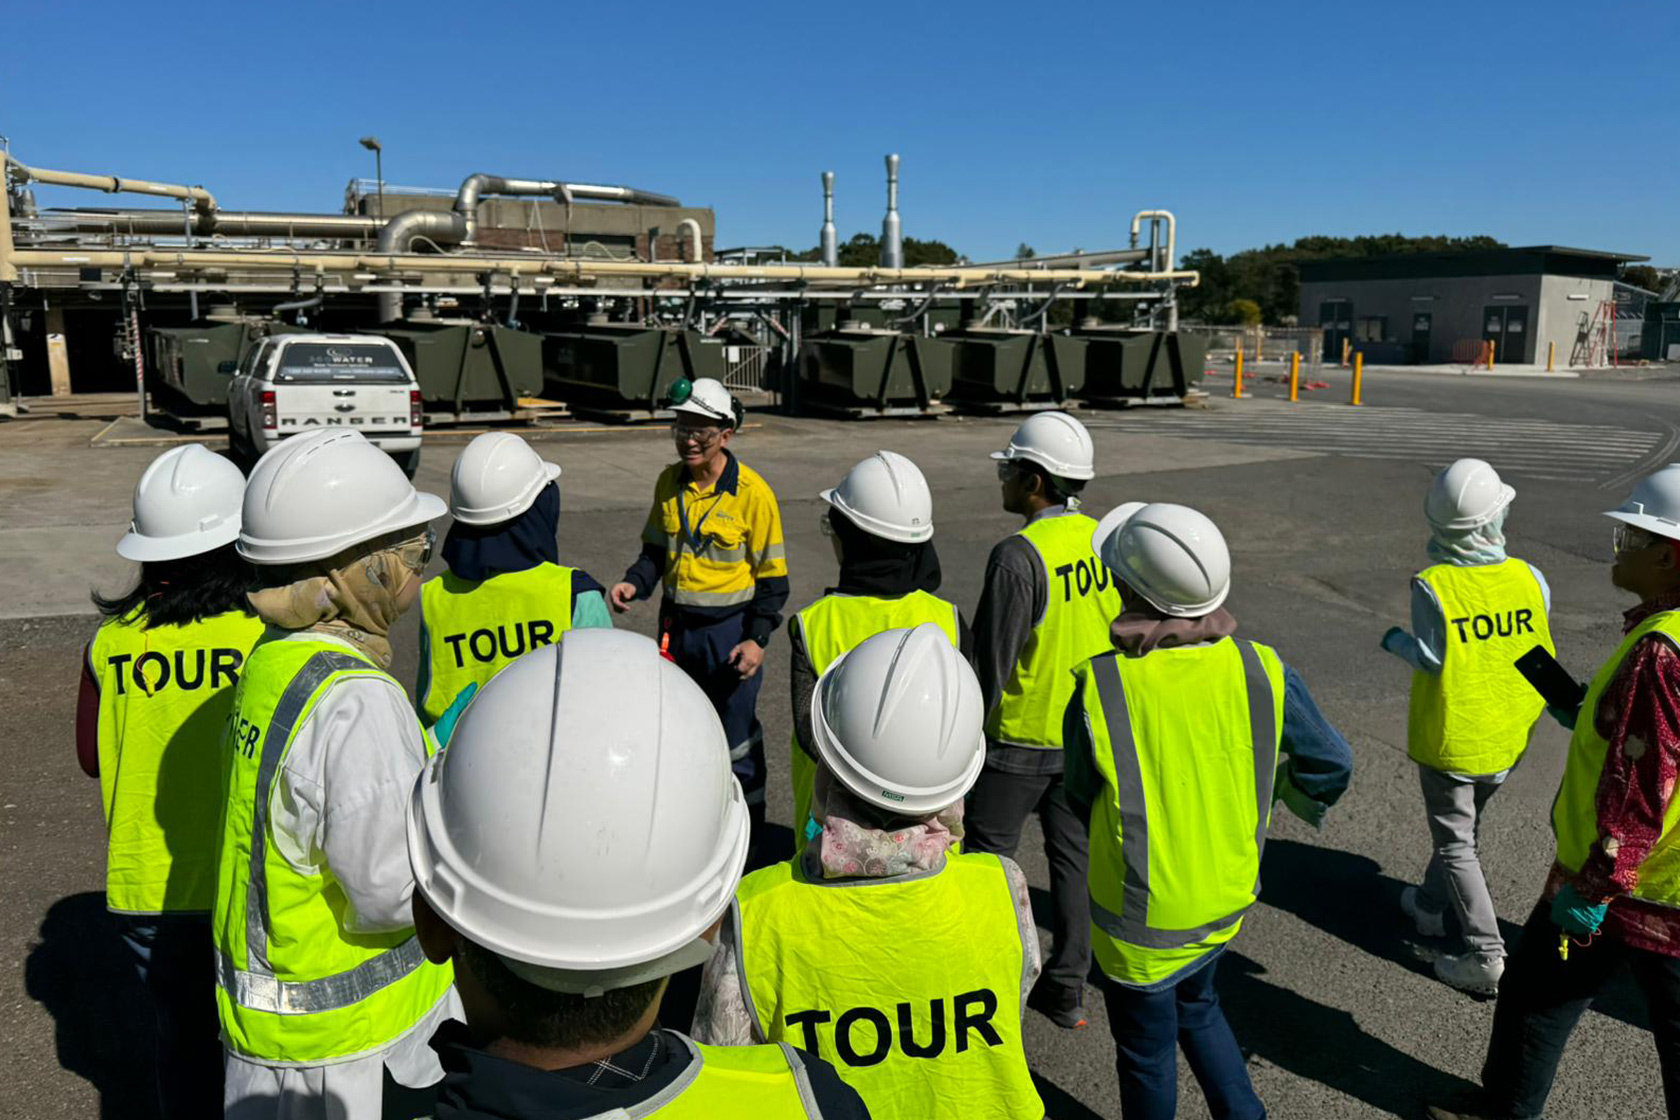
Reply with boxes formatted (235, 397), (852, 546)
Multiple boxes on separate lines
(1408, 559), (1553, 775)
(789, 591), (961, 832)
(987, 511), (1122, 749)
(580, 1035), (829, 1118)
(1554, 610), (1680, 906)
(733, 852), (1042, 1120)
(640, 453), (787, 610)
(1076, 638), (1285, 988)
(418, 563), (577, 724)
(90, 608), (265, 914)
(212, 636), (454, 1064)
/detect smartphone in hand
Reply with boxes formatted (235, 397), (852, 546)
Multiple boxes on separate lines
(1514, 645), (1586, 710)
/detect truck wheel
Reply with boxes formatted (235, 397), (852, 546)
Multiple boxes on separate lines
(390, 449), (421, 479)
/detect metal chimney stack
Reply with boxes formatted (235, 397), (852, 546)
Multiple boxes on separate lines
(820, 171), (838, 267)
(879, 153), (903, 269)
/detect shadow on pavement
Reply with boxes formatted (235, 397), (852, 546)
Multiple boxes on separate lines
(1260, 838), (1650, 1031)
(1032, 1072), (1108, 1120)
(1220, 950), (1479, 1117)
(24, 892), (157, 1120)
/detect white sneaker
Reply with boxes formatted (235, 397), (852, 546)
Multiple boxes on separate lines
(1434, 952), (1504, 996)
(1401, 886), (1446, 938)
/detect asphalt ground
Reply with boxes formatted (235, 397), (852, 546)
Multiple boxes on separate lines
(4, 367), (1678, 1119)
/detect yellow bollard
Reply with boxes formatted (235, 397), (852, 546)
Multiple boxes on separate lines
(1233, 346), (1245, 398)
(1547, 340), (1555, 372)
(1350, 351), (1364, 406)
(1288, 351), (1301, 402)
(1488, 340), (1495, 372)
(1341, 338), (1351, 368)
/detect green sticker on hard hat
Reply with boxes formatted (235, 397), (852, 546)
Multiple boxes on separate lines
(664, 378), (694, 408)
(881, 789), (905, 802)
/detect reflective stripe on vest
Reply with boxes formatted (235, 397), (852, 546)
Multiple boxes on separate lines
(214, 639), (453, 1062)
(1082, 639), (1284, 987)
(1408, 559), (1553, 775)
(733, 853), (1042, 1120)
(418, 563), (576, 724)
(644, 459), (787, 610)
(987, 512), (1122, 749)
(91, 608), (265, 914)
(572, 1035), (824, 1119)
(788, 592), (961, 833)
(1554, 610), (1680, 907)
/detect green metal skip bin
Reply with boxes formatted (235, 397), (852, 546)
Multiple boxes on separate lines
(1074, 325), (1207, 404)
(369, 319), (544, 416)
(146, 317), (302, 417)
(542, 323), (728, 413)
(797, 321), (954, 415)
(945, 327), (1085, 410)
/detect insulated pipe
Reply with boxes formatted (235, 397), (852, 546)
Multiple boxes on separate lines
(676, 218), (702, 263)
(32, 208), (381, 238)
(879, 155), (902, 269)
(1128, 210), (1176, 271)
(820, 171), (837, 267)
(375, 210), (466, 320)
(455, 174), (682, 244)
(962, 247), (1151, 270)
(5, 155), (216, 218)
(5, 246), (1200, 288)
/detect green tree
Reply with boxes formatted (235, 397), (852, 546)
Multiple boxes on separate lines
(1228, 298), (1261, 326)
(1015, 243), (1037, 260)
(1622, 264), (1663, 293)
(791, 232), (961, 268)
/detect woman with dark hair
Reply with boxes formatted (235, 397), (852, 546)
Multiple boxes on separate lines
(77, 443), (264, 1119)
(786, 451), (971, 837)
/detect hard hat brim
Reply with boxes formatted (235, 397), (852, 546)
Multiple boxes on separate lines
(1605, 507), (1680, 541)
(449, 461), (562, 527)
(818, 487), (935, 544)
(670, 399), (732, 423)
(116, 518), (242, 563)
(239, 490), (446, 565)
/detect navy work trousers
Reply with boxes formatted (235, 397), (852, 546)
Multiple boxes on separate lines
(113, 912), (223, 1120)
(1100, 957), (1265, 1120)
(661, 606), (767, 855)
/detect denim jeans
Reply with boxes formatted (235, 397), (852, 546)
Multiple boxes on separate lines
(1100, 956), (1265, 1120)
(112, 912), (223, 1120)
(1483, 899), (1680, 1118)
(1417, 763), (1509, 958)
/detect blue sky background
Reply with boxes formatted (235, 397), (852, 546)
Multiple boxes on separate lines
(5, 0), (1674, 264)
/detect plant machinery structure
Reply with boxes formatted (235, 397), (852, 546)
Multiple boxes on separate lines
(0, 149), (1201, 422)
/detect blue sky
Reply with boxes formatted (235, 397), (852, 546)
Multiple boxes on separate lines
(6, 0), (1675, 264)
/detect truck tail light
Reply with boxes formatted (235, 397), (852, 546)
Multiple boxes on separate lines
(410, 390), (423, 429)
(260, 390), (277, 431)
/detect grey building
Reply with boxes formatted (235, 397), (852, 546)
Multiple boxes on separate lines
(1298, 246), (1648, 365)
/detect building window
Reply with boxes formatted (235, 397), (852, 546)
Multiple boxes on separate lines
(1356, 316), (1388, 343)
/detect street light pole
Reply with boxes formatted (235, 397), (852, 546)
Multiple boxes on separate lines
(358, 136), (384, 222)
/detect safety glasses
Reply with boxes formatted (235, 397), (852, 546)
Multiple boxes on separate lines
(672, 423), (723, 447)
(397, 526), (436, 574)
(995, 460), (1018, 482)
(1613, 523), (1664, 558)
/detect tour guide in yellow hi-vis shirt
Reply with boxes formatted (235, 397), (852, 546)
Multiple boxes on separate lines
(611, 377), (788, 862)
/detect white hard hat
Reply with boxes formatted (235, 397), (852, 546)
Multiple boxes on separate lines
(990, 411), (1096, 481)
(238, 431), (445, 565)
(448, 432), (561, 526)
(820, 450), (934, 544)
(117, 444), (245, 562)
(669, 377), (737, 426)
(1098, 502), (1231, 617)
(811, 623), (985, 816)
(1607, 464), (1680, 542)
(407, 629), (749, 997)
(1090, 501), (1148, 561)
(1425, 458), (1514, 532)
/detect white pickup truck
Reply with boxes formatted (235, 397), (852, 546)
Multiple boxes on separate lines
(225, 333), (424, 476)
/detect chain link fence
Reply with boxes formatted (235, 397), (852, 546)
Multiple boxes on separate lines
(1175, 324), (1325, 376)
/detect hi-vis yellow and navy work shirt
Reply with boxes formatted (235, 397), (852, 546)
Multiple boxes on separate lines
(624, 451), (789, 642)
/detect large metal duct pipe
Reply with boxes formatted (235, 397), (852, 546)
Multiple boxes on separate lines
(820, 171), (837, 267)
(1128, 210), (1176, 272)
(4, 154), (216, 218)
(455, 174), (682, 244)
(676, 218), (702, 263)
(879, 154), (902, 269)
(375, 210), (467, 320)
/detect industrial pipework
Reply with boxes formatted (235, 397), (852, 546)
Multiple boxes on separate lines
(820, 171), (838, 267)
(879, 154), (902, 269)
(1129, 210), (1176, 272)
(4, 154), (216, 219)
